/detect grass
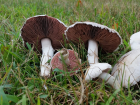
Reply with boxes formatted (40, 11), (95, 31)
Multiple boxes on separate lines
(0, 0), (140, 104)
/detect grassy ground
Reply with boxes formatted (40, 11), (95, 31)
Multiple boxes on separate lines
(0, 0), (140, 104)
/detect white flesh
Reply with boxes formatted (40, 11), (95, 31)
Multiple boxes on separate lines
(40, 38), (54, 77)
(88, 39), (98, 64)
(112, 49), (140, 88)
(130, 31), (140, 50)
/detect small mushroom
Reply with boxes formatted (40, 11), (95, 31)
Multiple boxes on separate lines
(65, 22), (122, 89)
(21, 15), (67, 77)
(50, 48), (81, 76)
(112, 31), (140, 88)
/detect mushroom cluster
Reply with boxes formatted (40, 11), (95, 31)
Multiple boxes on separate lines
(112, 31), (140, 88)
(21, 15), (122, 89)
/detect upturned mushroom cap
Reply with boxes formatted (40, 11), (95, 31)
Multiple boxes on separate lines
(50, 49), (81, 75)
(130, 31), (140, 50)
(21, 15), (67, 52)
(65, 22), (122, 53)
(111, 49), (140, 88)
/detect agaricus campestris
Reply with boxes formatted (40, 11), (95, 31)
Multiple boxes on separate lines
(65, 22), (122, 89)
(112, 31), (140, 88)
(21, 15), (67, 77)
(130, 31), (140, 50)
(50, 48), (81, 75)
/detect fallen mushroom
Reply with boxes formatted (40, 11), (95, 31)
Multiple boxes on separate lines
(50, 48), (81, 76)
(112, 31), (140, 88)
(21, 15), (67, 77)
(65, 22), (122, 89)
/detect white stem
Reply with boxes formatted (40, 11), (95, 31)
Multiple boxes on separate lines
(99, 73), (120, 90)
(88, 39), (98, 65)
(40, 38), (54, 77)
(86, 40), (120, 89)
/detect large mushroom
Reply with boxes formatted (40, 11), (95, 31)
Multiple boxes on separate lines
(65, 22), (122, 89)
(21, 15), (67, 77)
(50, 48), (81, 76)
(112, 31), (140, 88)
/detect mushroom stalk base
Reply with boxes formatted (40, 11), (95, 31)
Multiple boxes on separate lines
(40, 38), (54, 77)
(99, 73), (120, 90)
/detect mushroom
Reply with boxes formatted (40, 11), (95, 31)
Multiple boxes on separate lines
(130, 31), (140, 50)
(65, 22), (122, 89)
(50, 48), (81, 75)
(111, 31), (140, 88)
(21, 15), (67, 77)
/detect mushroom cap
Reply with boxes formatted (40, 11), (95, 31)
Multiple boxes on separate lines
(65, 22), (122, 53)
(50, 49), (81, 75)
(21, 15), (67, 53)
(130, 31), (140, 50)
(85, 63), (112, 81)
(111, 49), (140, 88)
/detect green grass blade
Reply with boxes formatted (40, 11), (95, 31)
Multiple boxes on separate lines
(0, 86), (9, 105)
(105, 89), (120, 105)
(0, 64), (12, 85)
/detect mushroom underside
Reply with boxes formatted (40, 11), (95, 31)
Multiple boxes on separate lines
(51, 49), (81, 75)
(21, 15), (67, 53)
(66, 23), (121, 53)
